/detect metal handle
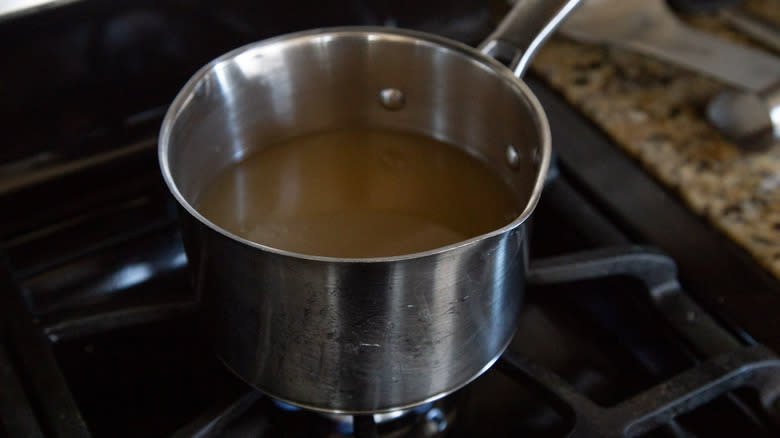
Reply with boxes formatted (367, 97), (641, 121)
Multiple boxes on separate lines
(478, 0), (583, 78)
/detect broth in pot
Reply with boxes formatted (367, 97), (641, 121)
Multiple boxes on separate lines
(196, 127), (522, 258)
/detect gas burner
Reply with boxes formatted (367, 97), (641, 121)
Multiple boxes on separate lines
(170, 392), (454, 438)
(306, 401), (448, 436)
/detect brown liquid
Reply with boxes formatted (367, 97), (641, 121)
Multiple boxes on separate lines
(196, 128), (521, 258)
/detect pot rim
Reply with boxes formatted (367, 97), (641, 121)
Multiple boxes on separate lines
(158, 26), (551, 263)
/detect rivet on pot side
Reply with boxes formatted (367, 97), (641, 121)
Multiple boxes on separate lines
(506, 144), (522, 169)
(379, 88), (405, 110)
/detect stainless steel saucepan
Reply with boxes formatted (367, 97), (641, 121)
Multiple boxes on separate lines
(159, 0), (581, 414)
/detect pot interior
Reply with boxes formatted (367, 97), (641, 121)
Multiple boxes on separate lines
(160, 28), (548, 249)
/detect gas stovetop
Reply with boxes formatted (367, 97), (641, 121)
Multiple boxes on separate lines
(2, 1), (780, 437)
(3, 154), (779, 437)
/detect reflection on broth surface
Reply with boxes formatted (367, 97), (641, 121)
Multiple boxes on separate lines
(197, 128), (521, 258)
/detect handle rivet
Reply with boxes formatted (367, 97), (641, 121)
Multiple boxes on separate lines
(379, 88), (405, 110)
(506, 144), (521, 168)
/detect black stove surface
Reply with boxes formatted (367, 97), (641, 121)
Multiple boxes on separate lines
(2, 1), (780, 437)
(3, 162), (779, 437)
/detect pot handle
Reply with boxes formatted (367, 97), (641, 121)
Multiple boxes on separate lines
(478, 0), (582, 78)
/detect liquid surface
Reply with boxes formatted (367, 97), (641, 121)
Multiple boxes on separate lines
(196, 128), (521, 258)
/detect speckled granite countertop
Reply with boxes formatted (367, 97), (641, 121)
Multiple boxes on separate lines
(531, 0), (780, 280)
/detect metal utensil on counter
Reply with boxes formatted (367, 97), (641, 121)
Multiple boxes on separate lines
(559, 0), (780, 149)
(719, 6), (780, 53)
(668, 0), (780, 52)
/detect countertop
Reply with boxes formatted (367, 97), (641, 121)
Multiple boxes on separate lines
(532, 0), (780, 280)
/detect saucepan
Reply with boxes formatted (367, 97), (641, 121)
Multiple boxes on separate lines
(159, 0), (581, 414)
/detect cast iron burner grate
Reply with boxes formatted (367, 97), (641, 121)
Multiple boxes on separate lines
(166, 247), (780, 438)
(1, 151), (778, 437)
